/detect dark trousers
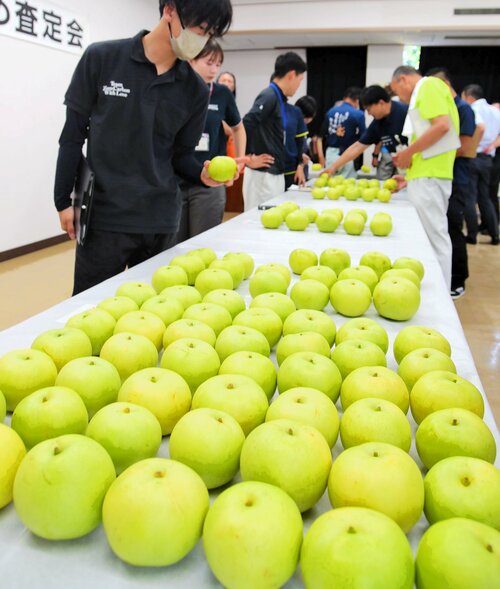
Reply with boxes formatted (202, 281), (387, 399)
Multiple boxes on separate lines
(176, 185), (226, 244)
(489, 150), (500, 224)
(284, 173), (295, 190)
(73, 230), (177, 295)
(465, 155), (498, 241)
(447, 183), (468, 290)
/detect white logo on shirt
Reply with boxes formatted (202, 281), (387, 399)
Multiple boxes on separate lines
(329, 111), (349, 135)
(208, 104), (219, 111)
(102, 81), (131, 98)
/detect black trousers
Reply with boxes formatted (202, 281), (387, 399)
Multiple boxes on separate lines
(447, 183), (468, 290)
(284, 173), (295, 190)
(73, 230), (177, 295)
(465, 155), (498, 241)
(489, 150), (500, 224)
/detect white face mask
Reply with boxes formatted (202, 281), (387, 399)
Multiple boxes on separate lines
(169, 23), (209, 61)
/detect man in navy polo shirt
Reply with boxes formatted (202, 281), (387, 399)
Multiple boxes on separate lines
(54, 0), (233, 295)
(176, 39), (245, 242)
(322, 87), (365, 178)
(323, 86), (408, 180)
(427, 68), (478, 298)
(283, 99), (313, 189)
(283, 96), (317, 189)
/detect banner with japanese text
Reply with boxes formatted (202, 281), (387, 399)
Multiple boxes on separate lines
(0, 0), (88, 54)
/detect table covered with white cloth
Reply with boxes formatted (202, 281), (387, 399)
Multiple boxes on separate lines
(0, 188), (498, 588)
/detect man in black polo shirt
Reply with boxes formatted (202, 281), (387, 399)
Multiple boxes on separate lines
(54, 0), (233, 295)
(243, 52), (307, 210)
(323, 86), (408, 180)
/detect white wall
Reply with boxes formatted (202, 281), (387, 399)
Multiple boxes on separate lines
(366, 45), (404, 87)
(0, 0), (158, 253)
(222, 49), (308, 119)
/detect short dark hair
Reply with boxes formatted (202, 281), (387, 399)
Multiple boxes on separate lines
(344, 86), (362, 101)
(360, 85), (390, 108)
(273, 52), (307, 79)
(193, 38), (224, 63)
(425, 66), (452, 84)
(392, 65), (420, 80)
(217, 71), (236, 96)
(462, 84), (484, 100)
(295, 95), (317, 118)
(159, 0), (232, 37)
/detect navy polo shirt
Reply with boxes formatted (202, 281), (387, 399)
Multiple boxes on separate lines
(453, 95), (476, 186)
(360, 100), (409, 152)
(324, 102), (366, 153)
(63, 30), (209, 234)
(193, 82), (241, 165)
(284, 103), (308, 175)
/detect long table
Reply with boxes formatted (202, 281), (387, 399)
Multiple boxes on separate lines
(1, 189), (498, 588)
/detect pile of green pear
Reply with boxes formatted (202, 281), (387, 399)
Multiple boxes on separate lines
(261, 201), (393, 237)
(0, 244), (498, 589)
(310, 173), (398, 203)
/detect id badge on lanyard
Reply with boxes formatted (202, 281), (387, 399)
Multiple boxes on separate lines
(269, 83), (287, 145)
(195, 133), (210, 152)
(195, 83), (215, 152)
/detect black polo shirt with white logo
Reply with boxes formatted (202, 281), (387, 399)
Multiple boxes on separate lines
(64, 30), (209, 233)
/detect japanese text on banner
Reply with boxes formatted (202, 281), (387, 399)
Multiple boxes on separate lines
(0, 0), (88, 54)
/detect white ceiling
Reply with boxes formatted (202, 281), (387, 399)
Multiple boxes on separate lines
(221, 29), (500, 51)
(223, 0), (500, 50)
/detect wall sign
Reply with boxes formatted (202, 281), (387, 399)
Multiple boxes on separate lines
(0, 0), (88, 54)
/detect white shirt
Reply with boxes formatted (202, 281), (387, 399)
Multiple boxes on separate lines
(471, 98), (500, 156)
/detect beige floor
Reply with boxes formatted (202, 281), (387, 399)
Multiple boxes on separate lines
(0, 227), (499, 426)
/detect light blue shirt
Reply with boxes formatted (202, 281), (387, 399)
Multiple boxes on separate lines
(471, 98), (500, 156)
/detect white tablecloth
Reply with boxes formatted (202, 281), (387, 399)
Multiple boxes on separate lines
(0, 189), (498, 588)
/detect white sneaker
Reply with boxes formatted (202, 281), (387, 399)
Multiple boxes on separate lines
(450, 286), (465, 299)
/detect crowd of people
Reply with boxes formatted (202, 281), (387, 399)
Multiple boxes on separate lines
(54, 0), (500, 300)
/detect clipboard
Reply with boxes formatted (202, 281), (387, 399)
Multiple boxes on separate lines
(71, 157), (95, 246)
(408, 108), (461, 160)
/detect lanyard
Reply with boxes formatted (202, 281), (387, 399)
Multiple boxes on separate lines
(269, 82), (287, 144)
